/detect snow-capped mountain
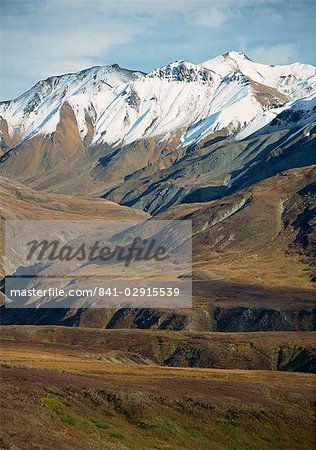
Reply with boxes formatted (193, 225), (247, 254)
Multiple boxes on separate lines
(203, 51), (316, 99)
(1, 51), (315, 151)
(0, 64), (143, 147)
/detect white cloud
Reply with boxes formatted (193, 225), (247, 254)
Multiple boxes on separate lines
(188, 6), (230, 28)
(1, 0), (149, 98)
(248, 44), (298, 65)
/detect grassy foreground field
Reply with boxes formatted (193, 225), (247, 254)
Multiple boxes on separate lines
(1, 327), (315, 449)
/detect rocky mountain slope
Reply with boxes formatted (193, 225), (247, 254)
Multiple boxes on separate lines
(1, 167), (315, 331)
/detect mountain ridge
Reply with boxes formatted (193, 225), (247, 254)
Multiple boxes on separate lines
(1, 50), (315, 153)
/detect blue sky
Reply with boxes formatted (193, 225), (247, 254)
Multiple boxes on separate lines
(1, 0), (315, 100)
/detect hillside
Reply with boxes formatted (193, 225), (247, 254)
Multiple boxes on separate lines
(1, 329), (315, 449)
(1, 326), (315, 372)
(1, 166), (315, 331)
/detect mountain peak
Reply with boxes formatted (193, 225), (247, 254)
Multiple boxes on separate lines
(148, 60), (214, 84)
(224, 50), (250, 59)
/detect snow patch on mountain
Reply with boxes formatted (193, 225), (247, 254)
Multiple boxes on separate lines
(236, 93), (316, 140)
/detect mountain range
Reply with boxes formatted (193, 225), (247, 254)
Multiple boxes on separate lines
(0, 51), (315, 212)
(1, 51), (315, 148)
(0, 50), (315, 330)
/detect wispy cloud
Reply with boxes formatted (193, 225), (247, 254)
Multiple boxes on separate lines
(186, 4), (233, 28)
(249, 44), (299, 65)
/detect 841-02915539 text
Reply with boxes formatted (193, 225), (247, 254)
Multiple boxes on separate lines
(9, 286), (181, 298)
